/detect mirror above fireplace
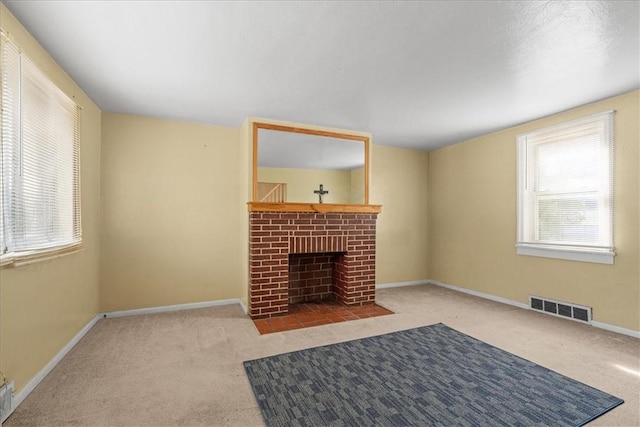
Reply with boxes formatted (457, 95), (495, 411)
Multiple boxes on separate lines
(249, 120), (382, 214)
(258, 129), (365, 204)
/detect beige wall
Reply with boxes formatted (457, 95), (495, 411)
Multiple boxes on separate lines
(372, 145), (430, 284)
(100, 114), (246, 311)
(350, 167), (365, 204)
(0, 5), (102, 392)
(239, 119), (251, 308)
(100, 114), (433, 312)
(258, 167), (353, 203)
(429, 90), (639, 331)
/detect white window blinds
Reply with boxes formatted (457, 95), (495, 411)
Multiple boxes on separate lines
(516, 111), (614, 264)
(1, 33), (81, 262)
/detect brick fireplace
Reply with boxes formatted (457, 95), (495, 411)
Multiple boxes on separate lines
(249, 211), (379, 318)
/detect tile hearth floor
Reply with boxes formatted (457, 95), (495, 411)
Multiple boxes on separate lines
(252, 300), (394, 334)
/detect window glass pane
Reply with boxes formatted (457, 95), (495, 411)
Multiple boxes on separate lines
(0, 34), (81, 260)
(1, 36), (21, 253)
(17, 57), (78, 250)
(535, 135), (600, 192)
(537, 193), (599, 244)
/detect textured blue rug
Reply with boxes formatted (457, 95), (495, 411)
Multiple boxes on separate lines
(243, 323), (623, 427)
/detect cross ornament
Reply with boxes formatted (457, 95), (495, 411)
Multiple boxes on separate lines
(313, 184), (329, 204)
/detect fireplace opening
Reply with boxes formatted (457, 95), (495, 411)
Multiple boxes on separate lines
(288, 252), (345, 305)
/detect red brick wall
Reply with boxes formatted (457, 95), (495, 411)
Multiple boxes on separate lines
(249, 212), (378, 318)
(288, 253), (337, 304)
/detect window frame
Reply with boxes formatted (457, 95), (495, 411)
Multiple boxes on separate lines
(0, 32), (83, 268)
(516, 111), (615, 265)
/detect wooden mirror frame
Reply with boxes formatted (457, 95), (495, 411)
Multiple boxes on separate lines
(248, 121), (381, 213)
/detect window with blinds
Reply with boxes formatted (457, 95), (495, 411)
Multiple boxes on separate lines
(1, 33), (81, 266)
(516, 111), (615, 264)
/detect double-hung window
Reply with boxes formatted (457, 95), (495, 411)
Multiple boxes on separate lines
(1, 33), (81, 266)
(516, 111), (615, 264)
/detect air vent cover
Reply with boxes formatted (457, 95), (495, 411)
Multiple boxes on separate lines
(573, 307), (589, 322)
(0, 380), (14, 423)
(529, 295), (592, 323)
(531, 297), (543, 310)
(558, 304), (572, 318)
(543, 301), (557, 313)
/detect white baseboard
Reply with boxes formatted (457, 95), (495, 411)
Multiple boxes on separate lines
(428, 280), (529, 309)
(376, 280), (430, 289)
(102, 298), (245, 318)
(428, 279), (640, 339)
(591, 321), (640, 339)
(238, 299), (248, 315)
(12, 314), (101, 411)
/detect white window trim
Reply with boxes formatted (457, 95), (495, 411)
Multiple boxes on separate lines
(516, 243), (614, 265)
(516, 110), (615, 265)
(0, 242), (84, 268)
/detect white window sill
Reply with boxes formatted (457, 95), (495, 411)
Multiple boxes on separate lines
(0, 242), (84, 268)
(516, 244), (614, 265)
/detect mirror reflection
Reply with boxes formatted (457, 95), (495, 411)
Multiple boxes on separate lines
(256, 128), (366, 204)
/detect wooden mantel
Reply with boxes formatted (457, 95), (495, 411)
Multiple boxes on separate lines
(247, 202), (382, 214)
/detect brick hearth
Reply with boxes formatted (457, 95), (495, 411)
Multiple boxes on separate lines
(249, 212), (378, 318)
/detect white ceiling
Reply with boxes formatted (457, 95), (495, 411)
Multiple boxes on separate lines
(3, 1), (639, 151)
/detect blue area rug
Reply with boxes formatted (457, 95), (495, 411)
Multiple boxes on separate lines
(243, 323), (623, 426)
